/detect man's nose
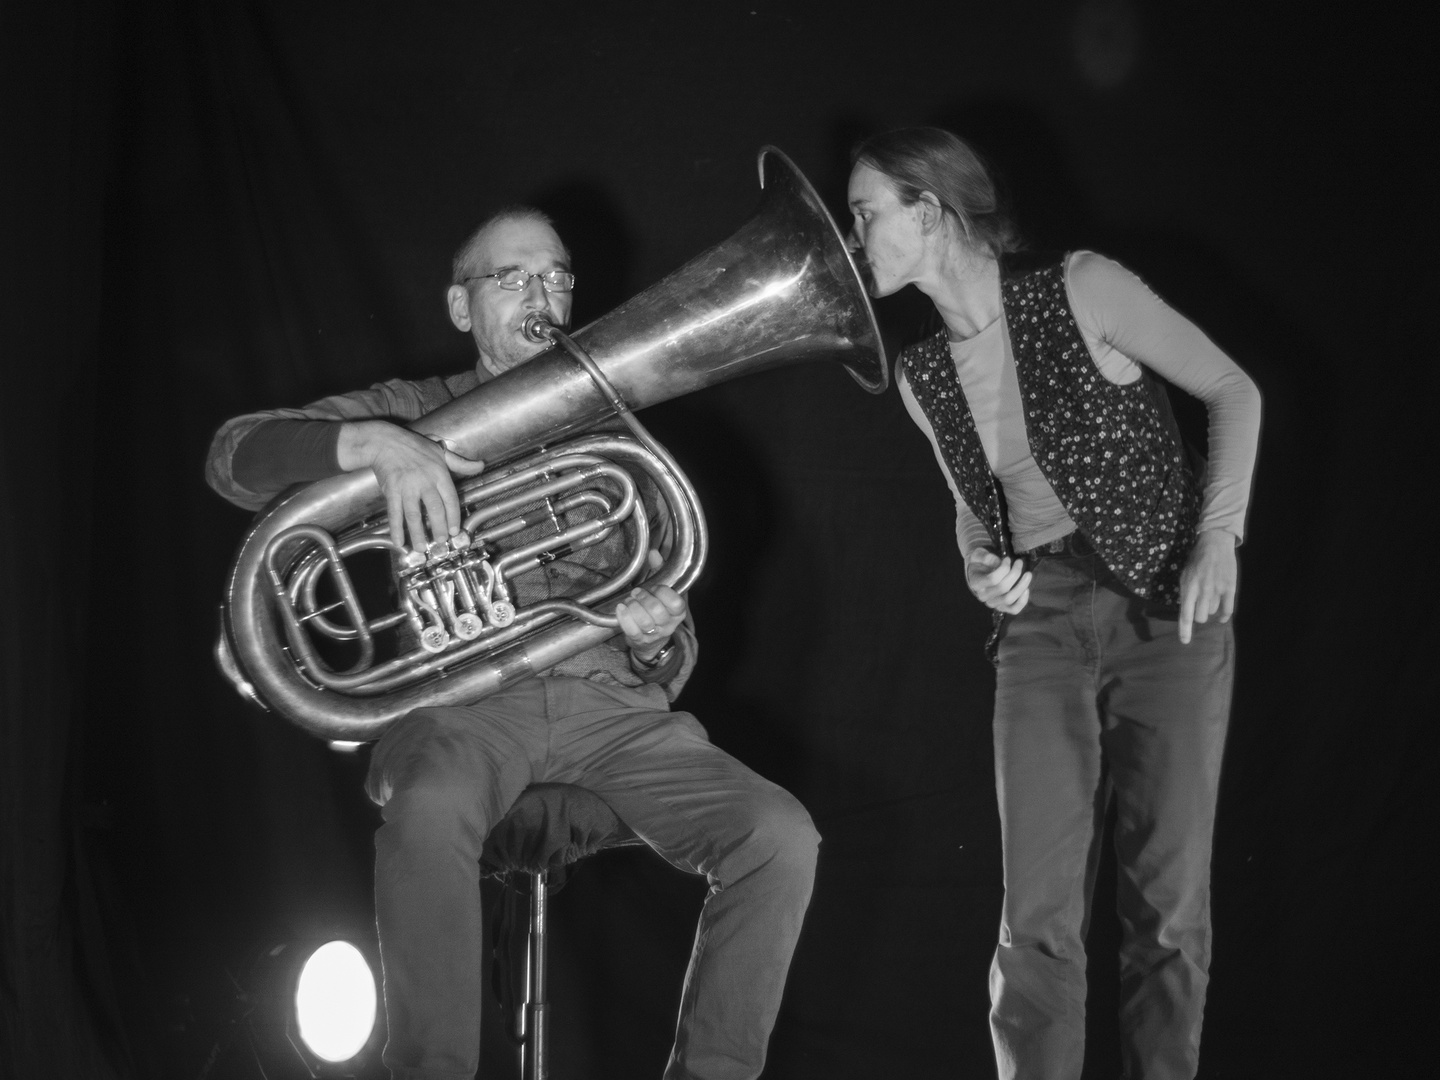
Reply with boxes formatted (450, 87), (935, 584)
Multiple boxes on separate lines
(520, 277), (550, 308)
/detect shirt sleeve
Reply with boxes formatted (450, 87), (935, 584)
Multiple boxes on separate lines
(229, 419), (343, 493)
(1066, 251), (1263, 542)
(896, 361), (994, 560)
(205, 375), (466, 512)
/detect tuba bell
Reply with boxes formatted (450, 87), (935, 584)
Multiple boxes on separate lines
(216, 147), (887, 741)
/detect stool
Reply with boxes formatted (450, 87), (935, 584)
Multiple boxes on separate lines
(480, 783), (644, 1080)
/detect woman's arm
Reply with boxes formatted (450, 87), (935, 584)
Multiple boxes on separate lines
(1067, 251), (1262, 543)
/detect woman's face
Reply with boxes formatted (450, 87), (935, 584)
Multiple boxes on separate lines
(847, 163), (927, 297)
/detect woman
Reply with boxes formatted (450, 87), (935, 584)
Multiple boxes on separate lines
(847, 127), (1260, 1080)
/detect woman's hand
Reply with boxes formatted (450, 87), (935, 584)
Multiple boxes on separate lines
(965, 549), (1032, 615)
(1178, 529), (1238, 644)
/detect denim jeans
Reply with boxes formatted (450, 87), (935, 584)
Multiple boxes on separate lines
(365, 677), (819, 1080)
(988, 539), (1233, 1080)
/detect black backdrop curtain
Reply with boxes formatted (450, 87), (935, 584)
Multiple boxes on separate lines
(3, 1), (1435, 1077)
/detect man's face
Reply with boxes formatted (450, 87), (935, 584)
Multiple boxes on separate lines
(449, 217), (574, 376)
(846, 163), (926, 298)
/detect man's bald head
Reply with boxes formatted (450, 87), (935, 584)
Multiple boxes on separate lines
(451, 206), (570, 286)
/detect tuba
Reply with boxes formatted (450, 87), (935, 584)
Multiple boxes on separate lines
(217, 147), (886, 741)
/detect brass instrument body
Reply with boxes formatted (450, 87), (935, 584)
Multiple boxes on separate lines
(218, 147), (885, 741)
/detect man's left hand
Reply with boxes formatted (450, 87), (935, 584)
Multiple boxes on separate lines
(1178, 529), (1238, 644)
(616, 584), (687, 658)
(615, 552), (687, 658)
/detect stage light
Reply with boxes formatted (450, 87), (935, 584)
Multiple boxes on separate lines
(292, 940), (378, 1065)
(229, 934), (385, 1078)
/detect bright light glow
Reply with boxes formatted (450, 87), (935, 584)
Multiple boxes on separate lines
(294, 940), (378, 1063)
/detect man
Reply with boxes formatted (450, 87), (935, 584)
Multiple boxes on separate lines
(206, 208), (818, 1080)
(846, 128), (1261, 1079)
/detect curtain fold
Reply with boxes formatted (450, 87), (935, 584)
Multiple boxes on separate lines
(1, 1), (129, 1076)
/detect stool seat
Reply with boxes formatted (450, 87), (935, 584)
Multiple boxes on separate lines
(481, 782), (639, 877)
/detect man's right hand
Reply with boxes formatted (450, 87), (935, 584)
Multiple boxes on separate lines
(336, 420), (486, 552)
(965, 549), (1032, 614)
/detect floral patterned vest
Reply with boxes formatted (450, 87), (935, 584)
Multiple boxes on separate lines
(900, 251), (1200, 608)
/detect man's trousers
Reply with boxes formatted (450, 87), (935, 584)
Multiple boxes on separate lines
(365, 677), (818, 1080)
(988, 541), (1234, 1080)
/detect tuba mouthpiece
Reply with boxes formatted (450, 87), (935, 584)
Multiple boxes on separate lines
(521, 312), (555, 343)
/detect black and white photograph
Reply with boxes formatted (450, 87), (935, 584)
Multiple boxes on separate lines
(2, 2), (1432, 1078)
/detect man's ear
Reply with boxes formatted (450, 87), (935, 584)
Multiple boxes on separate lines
(446, 284), (472, 331)
(916, 192), (945, 234)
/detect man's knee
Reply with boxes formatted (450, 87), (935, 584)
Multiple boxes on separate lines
(370, 710), (498, 836)
(728, 788), (820, 885)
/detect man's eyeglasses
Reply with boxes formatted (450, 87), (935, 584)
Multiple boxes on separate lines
(462, 269), (576, 293)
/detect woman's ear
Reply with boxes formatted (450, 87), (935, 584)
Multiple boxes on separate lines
(917, 192), (946, 234)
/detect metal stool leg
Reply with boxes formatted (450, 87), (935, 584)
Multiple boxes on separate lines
(520, 868), (550, 1080)
(484, 787), (639, 1079)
